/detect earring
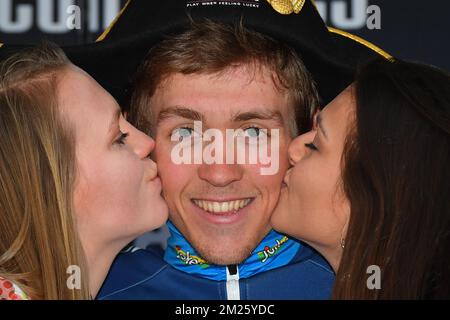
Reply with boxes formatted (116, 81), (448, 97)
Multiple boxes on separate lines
(340, 216), (349, 250)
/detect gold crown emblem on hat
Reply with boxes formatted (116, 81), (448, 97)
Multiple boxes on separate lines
(265, 0), (306, 15)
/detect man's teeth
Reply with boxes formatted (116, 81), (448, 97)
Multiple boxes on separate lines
(193, 199), (252, 213)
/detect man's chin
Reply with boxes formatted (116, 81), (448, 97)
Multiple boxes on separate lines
(198, 246), (253, 266)
(175, 218), (272, 265)
(187, 234), (258, 265)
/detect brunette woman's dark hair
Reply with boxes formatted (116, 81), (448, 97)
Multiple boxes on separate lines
(334, 59), (450, 299)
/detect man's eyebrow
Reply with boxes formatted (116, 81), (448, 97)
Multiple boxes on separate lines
(316, 113), (328, 139)
(232, 110), (284, 126)
(108, 108), (121, 133)
(157, 106), (204, 124)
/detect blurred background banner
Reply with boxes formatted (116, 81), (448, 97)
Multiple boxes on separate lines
(0, 0), (125, 44)
(0, 0), (449, 70)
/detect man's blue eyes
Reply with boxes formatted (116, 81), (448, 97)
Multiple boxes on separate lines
(245, 127), (262, 138)
(178, 127), (194, 138)
(173, 126), (267, 140)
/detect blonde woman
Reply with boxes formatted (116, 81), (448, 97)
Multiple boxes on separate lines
(0, 44), (168, 300)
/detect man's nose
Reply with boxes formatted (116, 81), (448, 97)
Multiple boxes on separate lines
(198, 163), (244, 187)
(288, 130), (316, 165)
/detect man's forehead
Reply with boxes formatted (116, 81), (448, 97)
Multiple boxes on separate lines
(151, 72), (290, 121)
(153, 63), (285, 95)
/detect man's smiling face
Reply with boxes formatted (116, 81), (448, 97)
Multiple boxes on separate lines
(151, 65), (292, 265)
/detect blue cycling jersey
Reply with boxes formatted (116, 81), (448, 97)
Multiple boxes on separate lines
(97, 222), (335, 300)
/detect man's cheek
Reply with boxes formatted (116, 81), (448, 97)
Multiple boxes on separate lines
(250, 159), (287, 183)
(159, 162), (192, 198)
(153, 139), (169, 162)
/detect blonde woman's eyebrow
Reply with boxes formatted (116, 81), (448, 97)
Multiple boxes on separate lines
(108, 108), (121, 133)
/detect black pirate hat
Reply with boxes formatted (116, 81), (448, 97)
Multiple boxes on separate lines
(0, 0), (391, 107)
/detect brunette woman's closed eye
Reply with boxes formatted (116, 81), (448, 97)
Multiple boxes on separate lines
(305, 142), (318, 151)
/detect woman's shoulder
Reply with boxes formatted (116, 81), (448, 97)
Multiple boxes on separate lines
(0, 276), (29, 300)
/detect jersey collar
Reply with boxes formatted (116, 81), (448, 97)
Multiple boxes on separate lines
(163, 221), (300, 281)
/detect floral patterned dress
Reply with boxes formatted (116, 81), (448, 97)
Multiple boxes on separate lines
(0, 277), (29, 300)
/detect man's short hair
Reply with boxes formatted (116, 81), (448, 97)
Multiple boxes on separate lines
(128, 20), (319, 136)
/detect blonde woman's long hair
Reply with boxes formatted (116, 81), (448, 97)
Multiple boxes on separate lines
(0, 44), (90, 299)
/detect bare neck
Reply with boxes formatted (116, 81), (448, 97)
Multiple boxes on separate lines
(83, 240), (128, 298)
(306, 241), (343, 274)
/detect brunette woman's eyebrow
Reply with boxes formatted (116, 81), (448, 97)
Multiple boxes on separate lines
(316, 113), (328, 139)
